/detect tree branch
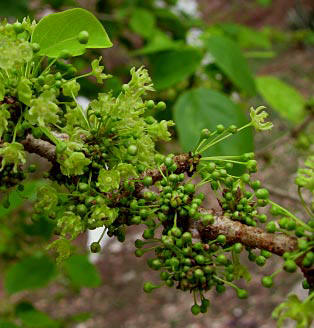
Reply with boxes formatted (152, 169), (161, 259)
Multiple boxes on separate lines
(21, 134), (56, 162)
(18, 134), (313, 287)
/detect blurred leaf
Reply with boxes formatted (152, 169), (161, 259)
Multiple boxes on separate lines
(17, 307), (58, 328)
(203, 35), (256, 96)
(150, 48), (202, 90)
(5, 255), (56, 294)
(0, 321), (19, 328)
(218, 23), (272, 49)
(129, 8), (156, 39)
(0, 0), (29, 19)
(0, 180), (45, 219)
(154, 8), (189, 39)
(32, 8), (112, 58)
(256, 0), (272, 7)
(256, 76), (306, 123)
(133, 30), (182, 56)
(64, 254), (101, 288)
(22, 216), (55, 239)
(174, 87), (253, 156)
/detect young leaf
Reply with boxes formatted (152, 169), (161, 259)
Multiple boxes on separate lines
(130, 8), (156, 39)
(150, 47), (202, 90)
(256, 76), (306, 123)
(5, 255), (56, 294)
(203, 35), (256, 96)
(32, 8), (112, 58)
(64, 254), (101, 288)
(174, 87), (253, 156)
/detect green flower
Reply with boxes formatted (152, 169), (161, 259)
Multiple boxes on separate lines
(27, 90), (60, 127)
(296, 156), (314, 193)
(0, 142), (26, 172)
(89, 205), (118, 228)
(91, 57), (112, 84)
(57, 212), (86, 240)
(97, 168), (120, 192)
(58, 151), (91, 176)
(63, 80), (80, 97)
(250, 106), (273, 131)
(34, 185), (58, 214)
(272, 294), (314, 328)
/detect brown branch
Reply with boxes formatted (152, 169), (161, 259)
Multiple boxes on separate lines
(21, 134), (56, 162)
(196, 209), (297, 255)
(18, 134), (314, 287)
(194, 209), (314, 289)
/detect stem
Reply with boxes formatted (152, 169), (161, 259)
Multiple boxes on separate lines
(297, 187), (313, 218)
(269, 201), (313, 232)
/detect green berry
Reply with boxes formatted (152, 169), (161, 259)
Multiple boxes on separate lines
(200, 128), (210, 139)
(13, 22), (23, 33)
(143, 282), (158, 293)
(266, 221), (276, 233)
(233, 243), (243, 253)
(171, 227), (182, 238)
(217, 234), (226, 245)
(284, 260), (297, 273)
(255, 255), (266, 266)
(32, 43), (41, 53)
(191, 304), (201, 316)
(143, 176), (153, 187)
(255, 188), (269, 200)
(216, 254), (227, 265)
(237, 289), (248, 299)
(146, 100), (155, 109)
(184, 183), (195, 194)
(261, 276), (273, 288)
(78, 30), (89, 44)
(127, 145), (138, 155)
(216, 124), (225, 134)
(90, 242), (101, 253)
(156, 101), (166, 111)
(195, 254), (205, 265)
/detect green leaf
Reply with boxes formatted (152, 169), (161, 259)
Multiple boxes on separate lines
(17, 78), (32, 106)
(0, 321), (19, 328)
(203, 35), (256, 96)
(0, 0), (29, 19)
(5, 255), (56, 294)
(64, 254), (101, 288)
(133, 30), (181, 56)
(17, 307), (58, 328)
(129, 8), (156, 39)
(150, 48), (202, 90)
(218, 23), (271, 50)
(174, 87), (253, 156)
(32, 8), (112, 58)
(0, 180), (45, 219)
(256, 76), (306, 123)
